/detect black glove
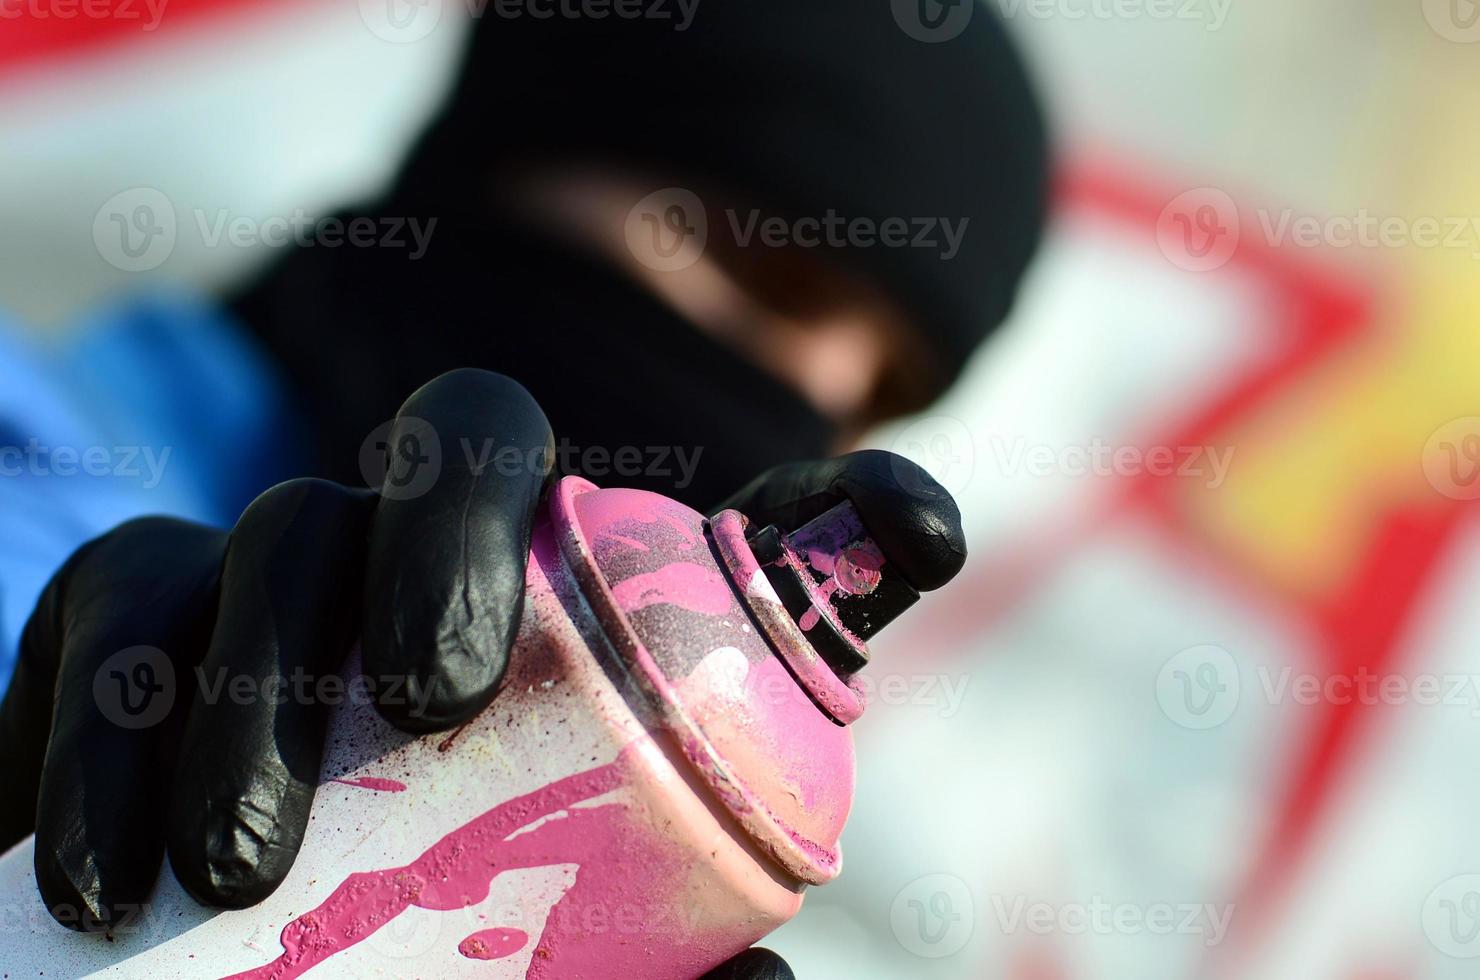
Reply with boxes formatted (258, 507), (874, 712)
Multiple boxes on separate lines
(0, 367), (555, 928)
(0, 369), (963, 980)
(700, 948), (796, 980)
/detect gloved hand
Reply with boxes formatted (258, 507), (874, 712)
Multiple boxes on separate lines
(0, 368), (964, 980)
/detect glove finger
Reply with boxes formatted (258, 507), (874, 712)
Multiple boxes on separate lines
(713, 449), (966, 591)
(27, 518), (226, 931)
(167, 479), (374, 909)
(0, 539), (104, 851)
(700, 948), (797, 980)
(362, 368), (554, 733)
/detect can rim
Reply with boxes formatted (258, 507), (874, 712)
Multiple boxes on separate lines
(548, 475), (843, 887)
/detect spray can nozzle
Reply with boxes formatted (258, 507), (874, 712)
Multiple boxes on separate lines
(746, 501), (920, 677)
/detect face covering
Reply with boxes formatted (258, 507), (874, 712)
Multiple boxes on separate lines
(231, 214), (839, 509)
(395, 0), (1050, 395)
(233, 0), (1048, 504)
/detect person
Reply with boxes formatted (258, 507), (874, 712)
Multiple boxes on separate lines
(0, 2), (1048, 977)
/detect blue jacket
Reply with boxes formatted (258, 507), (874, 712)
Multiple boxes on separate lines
(0, 293), (296, 688)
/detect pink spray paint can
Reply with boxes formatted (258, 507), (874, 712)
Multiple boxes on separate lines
(0, 475), (930, 978)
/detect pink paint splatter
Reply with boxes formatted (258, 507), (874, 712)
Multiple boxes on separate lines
(610, 562), (735, 616)
(797, 579), (840, 633)
(661, 510), (702, 548)
(458, 927), (528, 960)
(598, 531), (650, 552)
(221, 741), (690, 980)
(330, 777), (406, 793)
(833, 543), (884, 596)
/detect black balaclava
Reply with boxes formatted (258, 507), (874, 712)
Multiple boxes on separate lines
(231, 0), (1048, 507)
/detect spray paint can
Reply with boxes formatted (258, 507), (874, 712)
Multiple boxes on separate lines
(0, 475), (933, 978)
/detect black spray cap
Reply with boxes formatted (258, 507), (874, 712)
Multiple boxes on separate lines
(747, 501), (921, 677)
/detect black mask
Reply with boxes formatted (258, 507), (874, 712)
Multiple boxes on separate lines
(398, 0), (1049, 394)
(233, 0), (1048, 506)
(230, 214), (838, 509)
